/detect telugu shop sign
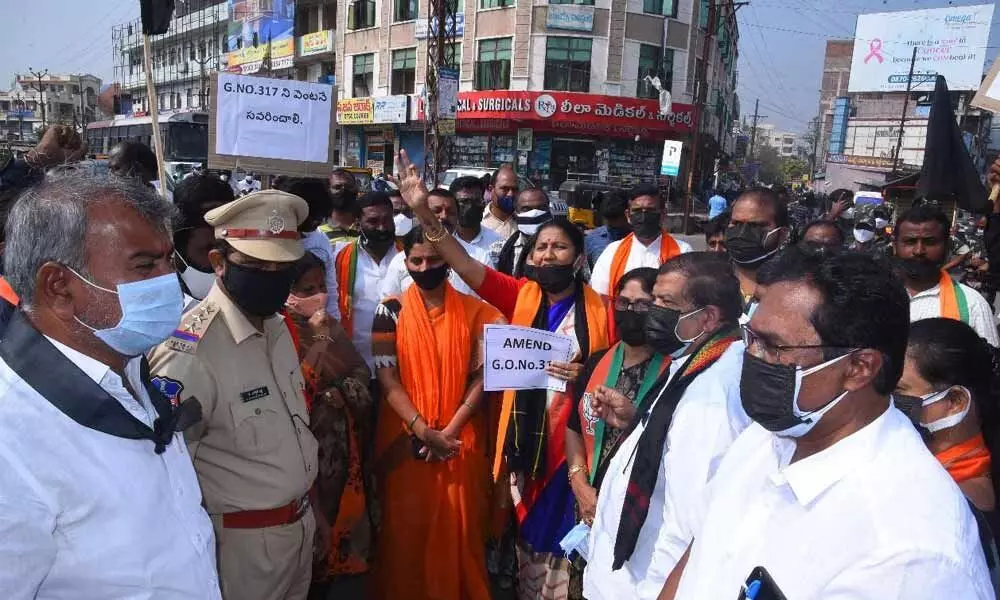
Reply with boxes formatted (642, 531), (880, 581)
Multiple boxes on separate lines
(454, 91), (697, 138)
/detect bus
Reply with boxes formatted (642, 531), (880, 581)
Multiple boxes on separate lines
(85, 110), (209, 176)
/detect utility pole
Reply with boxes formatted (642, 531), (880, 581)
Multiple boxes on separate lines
(892, 45), (918, 174)
(809, 115), (820, 182)
(683, 0), (717, 234)
(27, 68), (48, 131)
(747, 98), (767, 160)
(423, 0), (458, 184)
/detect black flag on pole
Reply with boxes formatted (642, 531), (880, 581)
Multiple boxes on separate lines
(916, 75), (988, 213)
(140, 0), (175, 35)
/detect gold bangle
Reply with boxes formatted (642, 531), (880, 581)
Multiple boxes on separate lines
(423, 225), (450, 243)
(407, 413), (422, 431)
(567, 464), (587, 483)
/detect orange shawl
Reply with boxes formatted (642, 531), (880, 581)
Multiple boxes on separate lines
(937, 270), (970, 324)
(606, 233), (681, 340)
(335, 242), (358, 337)
(492, 281), (609, 479)
(0, 277), (18, 306)
(372, 283), (491, 600)
(936, 434), (992, 484)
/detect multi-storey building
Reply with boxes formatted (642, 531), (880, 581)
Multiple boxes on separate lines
(0, 73), (102, 142)
(334, 0), (739, 190)
(815, 39), (852, 167)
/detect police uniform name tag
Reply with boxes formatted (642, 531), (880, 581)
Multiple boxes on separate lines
(483, 325), (574, 393)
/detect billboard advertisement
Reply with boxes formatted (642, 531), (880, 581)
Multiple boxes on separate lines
(848, 4), (994, 93)
(226, 0), (296, 75)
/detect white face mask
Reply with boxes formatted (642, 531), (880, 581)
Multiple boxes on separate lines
(853, 228), (876, 243)
(671, 307), (707, 357)
(175, 251), (216, 300)
(394, 213), (414, 237)
(780, 352), (854, 438)
(920, 385), (972, 433)
(875, 218), (888, 229)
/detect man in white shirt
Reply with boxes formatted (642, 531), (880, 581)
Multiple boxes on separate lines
(451, 175), (503, 255)
(661, 248), (993, 600)
(488, 188), (553, 278)
(481, 164), (519, 240)
(380, 188), (492, 299)
(591, 184), (692, 298)
(0, 171), (220, 599)
(333, 191), (400, 373)
(237, 173), (261, 196)
(893, 204), (999, 346)
(584, 253), (748, 600)
(722, 189), (791, 322)
(275, 177), (342, 319)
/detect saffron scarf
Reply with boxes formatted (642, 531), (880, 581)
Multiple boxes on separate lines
(613, 327), (740, 569)
(936, 434), (992, 484)
(606, 233), (681, 340)
(579, 343), (668, 483)
(492, 280), (609, 480)
(938, 270), (970, 324)
(335, 242), (359, 337)
(0, 276), (18, 306)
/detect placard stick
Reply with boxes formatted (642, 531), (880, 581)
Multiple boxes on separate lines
(991, 184), (999, 204)
(143, 34), (168, 197)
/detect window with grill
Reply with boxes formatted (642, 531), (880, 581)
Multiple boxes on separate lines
(544, 37), (591, 92)
(444, 42), (462, 71)
(637, 45), (673, 99)
(347, 0), (377, 29)
(353, 53), (374, 97)
(476, 38), (511, 90)
(642, 0), (676, 17)
(391, 48), (417, 94)
(481, 0), (513, 8)
(550, 0), (594, 5)
(394, 0), (417, 22)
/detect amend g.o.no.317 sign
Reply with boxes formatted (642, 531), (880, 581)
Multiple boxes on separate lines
(215, 73), (333, 163)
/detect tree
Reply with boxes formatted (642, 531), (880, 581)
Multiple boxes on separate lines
(756, 145), (783, 185)
(780, 157), (809, 183)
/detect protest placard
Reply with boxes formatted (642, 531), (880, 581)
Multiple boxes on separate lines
(972, 58), (1000, 114)
(208, 73), (337, 178)
(483, 325), (575, 393)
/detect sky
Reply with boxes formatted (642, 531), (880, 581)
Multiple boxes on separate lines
(1, 0), (998, 135)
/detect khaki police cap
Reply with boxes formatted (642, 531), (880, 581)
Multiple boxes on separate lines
(205, 190), (308, 262)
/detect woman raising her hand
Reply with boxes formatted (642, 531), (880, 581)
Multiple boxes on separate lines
(395, 151), (609, 599)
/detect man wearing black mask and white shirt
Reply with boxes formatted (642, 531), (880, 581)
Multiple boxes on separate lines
(0, 172), (220, 598)
(584, 253), (747, 599)
(723, 188), (789, 321)
(450, 175), (503, 255)
(660, 248), (993, 600)
(489, 187), (554, 278)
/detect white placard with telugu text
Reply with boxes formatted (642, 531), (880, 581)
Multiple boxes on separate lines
(215, 73), (332, 163)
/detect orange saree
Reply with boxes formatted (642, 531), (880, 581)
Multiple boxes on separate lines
(371, 283), (504, 600)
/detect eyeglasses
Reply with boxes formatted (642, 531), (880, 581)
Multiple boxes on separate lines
(614, 297), (652, 313)
(741, 324), (852, 363)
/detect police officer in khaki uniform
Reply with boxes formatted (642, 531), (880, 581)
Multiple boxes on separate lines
(149, 190), (320, 600)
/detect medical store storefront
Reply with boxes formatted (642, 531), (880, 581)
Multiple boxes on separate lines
(444, 91), (697, 190)
(336, 96), (411, 174)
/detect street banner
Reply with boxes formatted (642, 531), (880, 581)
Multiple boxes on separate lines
(483, 325), (574, 393)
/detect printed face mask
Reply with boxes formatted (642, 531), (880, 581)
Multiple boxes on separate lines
(69, 268), (184, 357)
(516, 209), (552, 237)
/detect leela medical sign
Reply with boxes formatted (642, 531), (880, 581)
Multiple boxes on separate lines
(483, 325), (575, 393)
(847, 4), (994, 93)
(215, 73), (333, 163)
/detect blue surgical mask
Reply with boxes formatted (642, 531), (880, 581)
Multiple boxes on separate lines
(69, 268), (184, 357)
(497, 194), (515, 215)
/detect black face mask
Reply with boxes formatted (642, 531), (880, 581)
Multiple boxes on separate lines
(615, 309), (648, 347)
(630, 211), (661, 239)
(893, 255), (941, 282)
(457, 200), (484, 228)
(725, 223), (780, 266)
(408, 264), (449, 290)
(361, 228), (394, 246)
(222, 260), (297, 317)
(645, 305), (683, 355)
(524, 264), (577, 294)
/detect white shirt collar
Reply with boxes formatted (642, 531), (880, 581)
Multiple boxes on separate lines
(636, 233), (663, 249)
(45, 336), (112, 385)
(910, 284), (942, 300)
(770, 405), (891, 506)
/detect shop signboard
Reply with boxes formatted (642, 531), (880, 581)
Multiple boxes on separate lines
(337, 97), (374, 125)
(847, 4), (994, 93)
(373, 95), (408, 124)
(438, 119), (456, 136)
(660, 140), (682, 176)
(517, 128), (533, 151)
(438, 68), (459, 119)
(298, 30), (334, 57)
(546, 5), (594, 32)
(415, 12), (465, 40)
(453, 91), (697, 138)
(225, 0), (297, 74)
(826, 153), (896, 170)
